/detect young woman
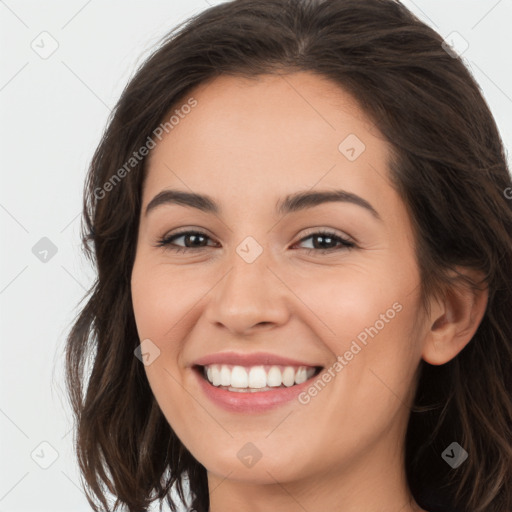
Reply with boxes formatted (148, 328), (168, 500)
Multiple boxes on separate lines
(65, 1), (512, 511)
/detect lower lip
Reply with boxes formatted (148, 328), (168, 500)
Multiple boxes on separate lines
(193, 367), (321, 413)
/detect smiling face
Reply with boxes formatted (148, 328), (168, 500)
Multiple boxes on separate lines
(131, 72), (430, 491)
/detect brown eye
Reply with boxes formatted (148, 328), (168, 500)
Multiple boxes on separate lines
(295, 231), (355, 253)
(157, 230), (217, 252)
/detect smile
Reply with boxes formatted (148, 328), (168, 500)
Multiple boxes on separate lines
(192, 362), (324, 413)
(200, 364), (320, 392)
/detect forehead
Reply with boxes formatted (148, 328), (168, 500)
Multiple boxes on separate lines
(144, 71), (394, 217)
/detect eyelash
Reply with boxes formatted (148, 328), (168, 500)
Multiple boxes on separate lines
(156, 229), (355, 255)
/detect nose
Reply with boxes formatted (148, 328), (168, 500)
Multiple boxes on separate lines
(203, 247), (290, 336)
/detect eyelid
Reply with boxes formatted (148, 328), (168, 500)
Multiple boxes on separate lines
(158, 226), (216, 242)
(156, 226), (356, 254)
(175, 225), (353, 240)
(296, 226), (355, 245)
(156, 226), (353, 244)
(156, 228), (218, 248)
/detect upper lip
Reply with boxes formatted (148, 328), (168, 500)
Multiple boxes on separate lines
(192, 351), (322, 368)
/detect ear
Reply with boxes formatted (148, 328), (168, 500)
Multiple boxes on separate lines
(422, 268), (488, 365)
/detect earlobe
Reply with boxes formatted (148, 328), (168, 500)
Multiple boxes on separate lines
(422, 269), (488, 366)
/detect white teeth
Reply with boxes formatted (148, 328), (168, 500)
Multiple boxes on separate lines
(267, 366), (282, 387)
(248, 366), (267, 388)
(282, 366), (295, 387)
(294, 367), (308, 384)
(231, 366), (249, 388)
(202, 364), (317, 390)
(211, 365), (221, 386)
(220, 365), (231, 386)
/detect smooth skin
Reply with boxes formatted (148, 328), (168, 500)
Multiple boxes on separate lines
(130, 72), (487, 512)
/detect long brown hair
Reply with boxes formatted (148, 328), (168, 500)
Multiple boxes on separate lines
(65, 1), (512, 511)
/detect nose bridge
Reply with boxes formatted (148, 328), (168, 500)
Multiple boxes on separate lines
(205, 234), (289, 333)
(221, 234), (274, 307)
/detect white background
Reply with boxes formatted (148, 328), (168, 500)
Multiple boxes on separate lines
(1, 1), (511, 511)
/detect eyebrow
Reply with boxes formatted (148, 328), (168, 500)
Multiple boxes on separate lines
(145, 188), (381, 220)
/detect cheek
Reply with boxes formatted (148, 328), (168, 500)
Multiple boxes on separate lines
(295, 264), (418, 347)
(296, 264), (423, 405)
(287, 273), (423, 465)
(130, 259), (213, 405)
(131, 260), (203, 426)
(131, 259), (206, 341)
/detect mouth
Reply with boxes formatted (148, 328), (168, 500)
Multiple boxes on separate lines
(193, 364), (323, 393)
